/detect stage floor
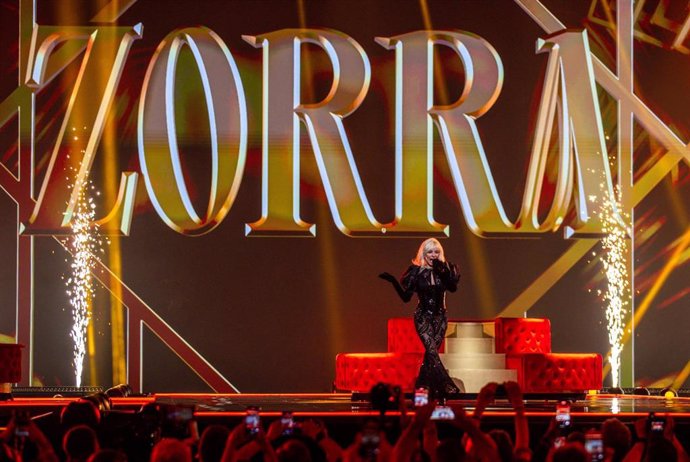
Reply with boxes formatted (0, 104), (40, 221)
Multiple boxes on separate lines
(157, 393), (690, 417)
(3, 393), (690, 419)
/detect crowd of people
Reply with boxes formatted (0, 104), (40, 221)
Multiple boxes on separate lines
(0, 381), (688, 462)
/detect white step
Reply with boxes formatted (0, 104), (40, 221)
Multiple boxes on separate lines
(448, 369), (518, 393)
(444, 337), (495, 354)
(446, 322), (486, 339)
(440, 353), (506, 370)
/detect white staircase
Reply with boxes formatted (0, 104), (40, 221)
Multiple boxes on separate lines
(441, 321), (516, 393)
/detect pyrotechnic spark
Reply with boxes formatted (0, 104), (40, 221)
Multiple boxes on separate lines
(65, 181), (100, 387)
(598, 188), (630, 388)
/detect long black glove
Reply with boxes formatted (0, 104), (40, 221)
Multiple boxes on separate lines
(379, 272), (413, 302)
(432, 258), (448, 275)
(433, 260), (460, 292)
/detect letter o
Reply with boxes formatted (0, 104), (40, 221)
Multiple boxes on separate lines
(138, 27), (247, 235)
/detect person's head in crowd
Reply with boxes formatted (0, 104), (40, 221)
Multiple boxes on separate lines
(436, 438), (465, 462)
(198, 425), (230, 462)
(551, 443), (588, 462)
(488, 429), (514, 462)
(601, 418), (631, 462)
(87, 449), (128, 462)
(276, 439), (312, 462)
(150, 438), (192, 462)
(63, 424), (100, 462)
(644, 437), (677, 462)
(61, 399), (101, 430)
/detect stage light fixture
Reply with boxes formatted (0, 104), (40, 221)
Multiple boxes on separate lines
(83, 391), (112, 412)
(633, 387), (650, 396)
(105, 384), (133, 398)
(660, 387), (678, 398)
(609, 387), (625, 395)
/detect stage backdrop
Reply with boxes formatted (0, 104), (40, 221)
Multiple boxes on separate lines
(1, 0), (689, 392)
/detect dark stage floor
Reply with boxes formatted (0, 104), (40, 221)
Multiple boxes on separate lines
(152, 393), (690, 415)
(2, 392), (690, 419)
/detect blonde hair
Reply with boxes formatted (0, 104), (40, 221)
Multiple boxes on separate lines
(412, 238), (446, 267)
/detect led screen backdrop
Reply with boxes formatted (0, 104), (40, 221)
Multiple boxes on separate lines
(0, 0), (689, 392)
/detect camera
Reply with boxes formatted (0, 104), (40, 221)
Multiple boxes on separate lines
(369, 383), (401, 413)
(414, 388), (429, 407)
(556, 401), (571, 429)
(245, 407), (261, 435)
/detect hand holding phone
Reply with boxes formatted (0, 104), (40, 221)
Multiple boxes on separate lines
(648, 412), (665, 435)
(430, 405), (455, 420)
(245, 407), (261, 436)
(13, 409), (31, 438)
(556, 401), (571, 429)
(414, 388), (429, 407)
(281, 411), (297, 435)
(585, 431), (604, 461)
(359, 421), (381, 460)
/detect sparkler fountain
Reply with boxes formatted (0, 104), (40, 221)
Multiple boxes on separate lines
(600, 188), (630, 388)
(66, 182), (100, 387)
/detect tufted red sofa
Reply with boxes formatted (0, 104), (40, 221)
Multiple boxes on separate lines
(494, 318), (602, 393)
(334, 352), (422, 392)
(387, 317), (445, 353)
(334, 319), (432, 392)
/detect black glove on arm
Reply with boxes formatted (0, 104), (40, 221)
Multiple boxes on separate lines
(379, 270), (415, 302)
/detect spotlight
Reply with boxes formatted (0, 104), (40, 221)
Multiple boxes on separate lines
(633, 387), (650, 396)
(105, 384), (133, 398)
(659, 387), (678, 398)
(82, 391), (112, 412)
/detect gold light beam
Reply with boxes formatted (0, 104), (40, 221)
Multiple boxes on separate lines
(419, 0), (497, 316)
(98, 9), (127, 388)
(672, 359), (690, 390)
(297, 0), (345, 357)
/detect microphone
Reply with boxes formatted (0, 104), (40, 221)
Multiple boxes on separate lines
(431, 258), (445, 273)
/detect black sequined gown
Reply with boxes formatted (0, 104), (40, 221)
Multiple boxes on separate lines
(390, 262), (461, 397)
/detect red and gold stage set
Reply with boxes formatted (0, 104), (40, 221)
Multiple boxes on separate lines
(336, 317), (602, 394)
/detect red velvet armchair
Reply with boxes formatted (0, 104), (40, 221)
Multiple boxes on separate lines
(494, 318), (602, 393)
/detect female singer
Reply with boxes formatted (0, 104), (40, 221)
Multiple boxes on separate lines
(379, 238), (461, 398)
